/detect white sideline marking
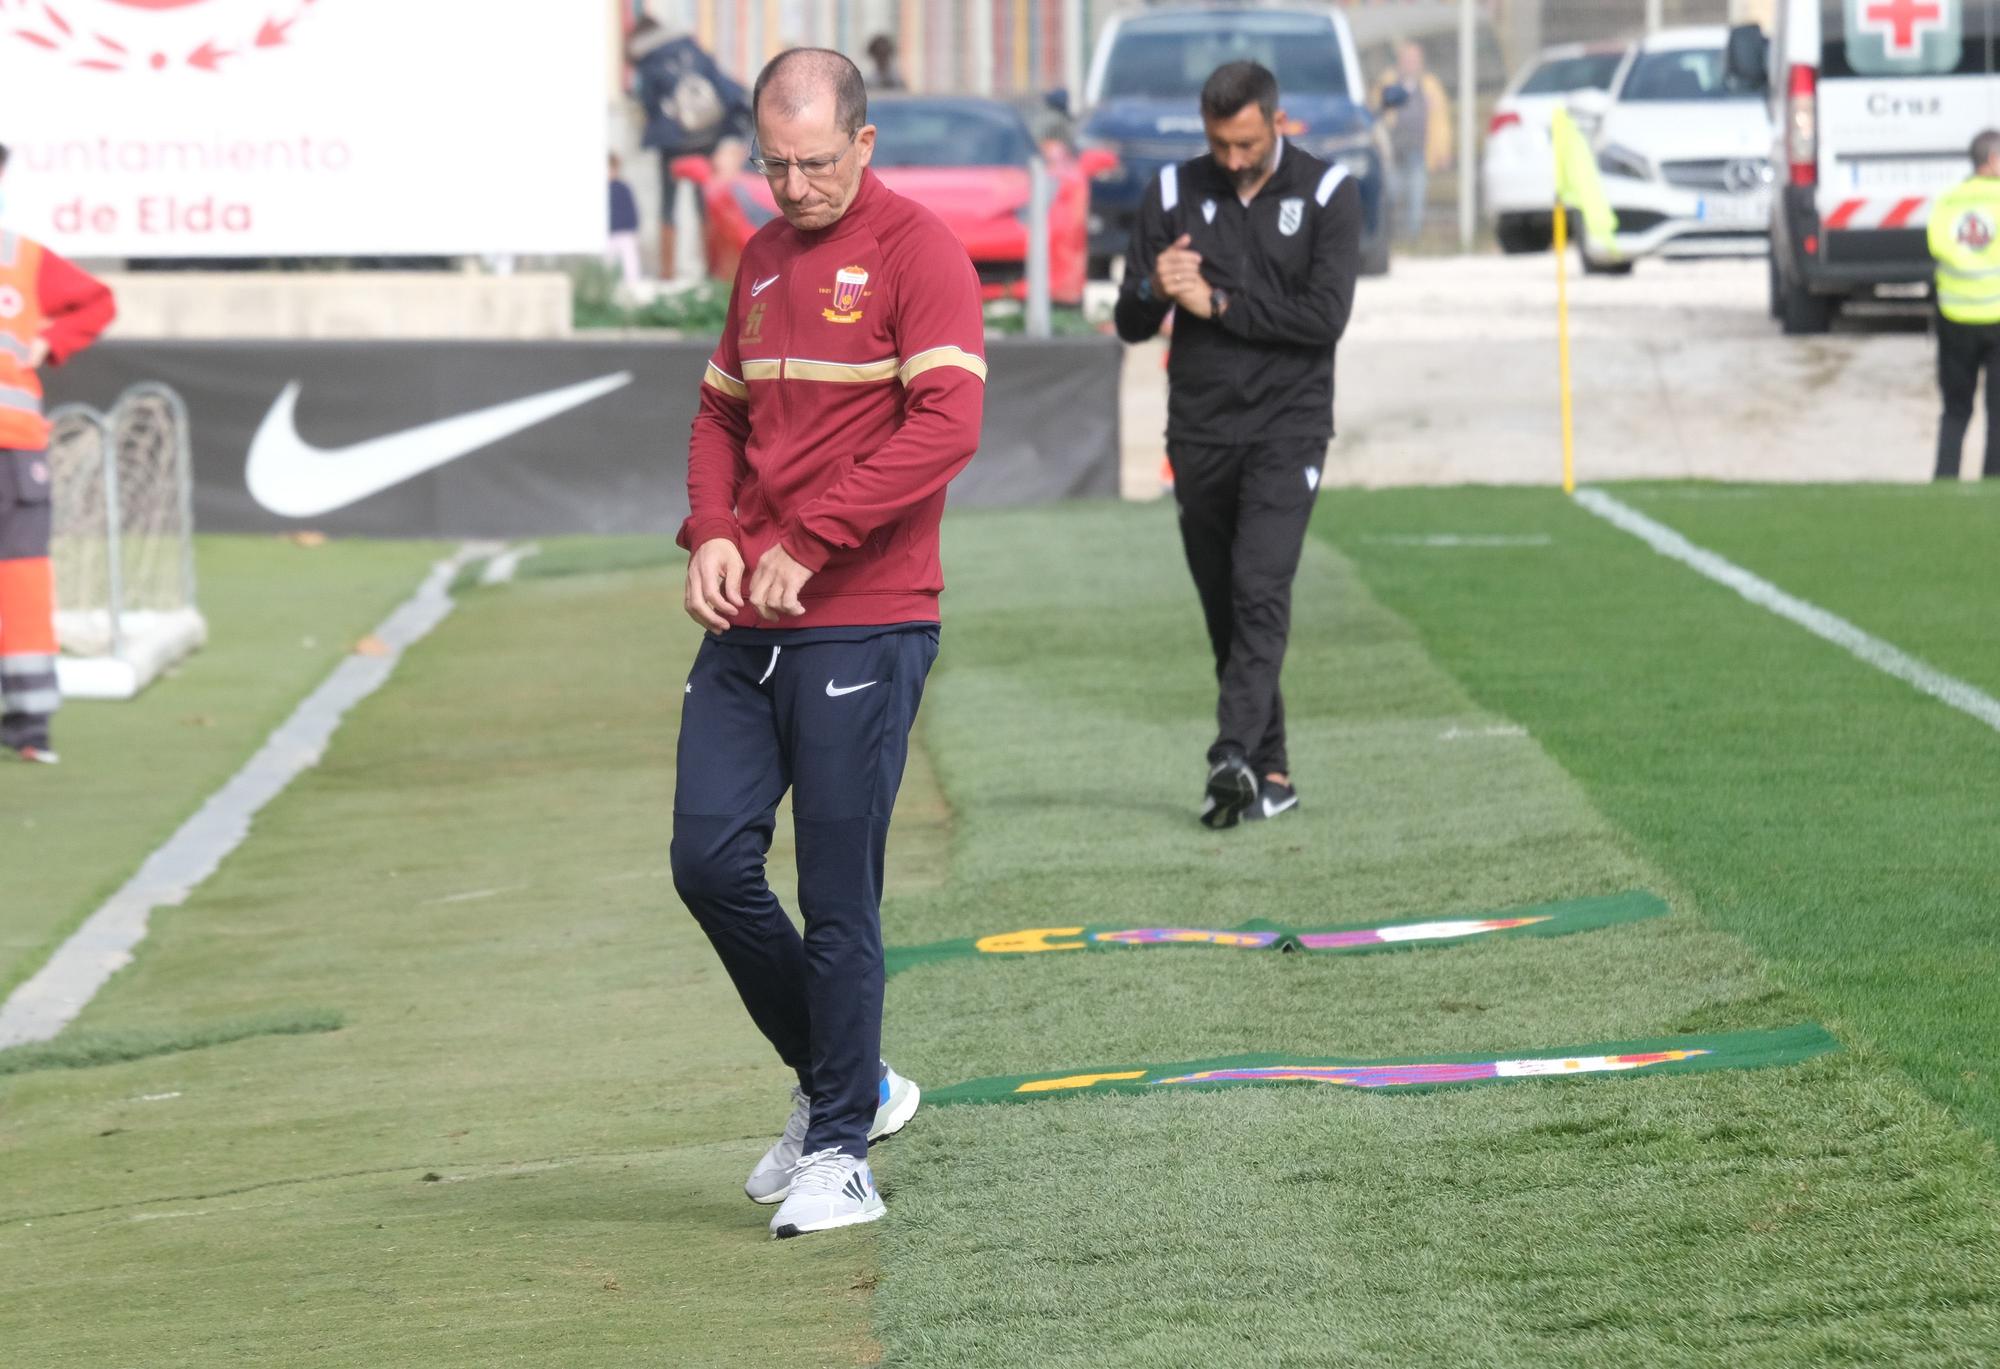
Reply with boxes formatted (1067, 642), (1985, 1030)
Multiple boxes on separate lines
(1439, 724), (1528, 741)
(0, 542), (502, 1050)
(425, 886), (521, 906)
(1362, 534), (1552, 548)
(1575, 489), (2000, 734)
(479, 543), (541, 586)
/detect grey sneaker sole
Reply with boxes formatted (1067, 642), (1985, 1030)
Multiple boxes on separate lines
(774, 1198), (887, 1239)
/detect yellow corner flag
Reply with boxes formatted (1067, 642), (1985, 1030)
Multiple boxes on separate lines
(1550, 108), (1617, 247)
(1547, 107), (1617, 495)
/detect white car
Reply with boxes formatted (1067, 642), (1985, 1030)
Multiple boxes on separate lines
(1482, 42), (1629, 254)
(1572, 25), (1777, 273)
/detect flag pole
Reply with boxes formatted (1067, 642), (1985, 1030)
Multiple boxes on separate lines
(1553, 196), (1576, 495)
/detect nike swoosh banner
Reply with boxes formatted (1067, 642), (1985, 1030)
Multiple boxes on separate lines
(46, 337), (1121, 537)
(923, 1024), (1841, 1107)
(882, 890), (1669, 975)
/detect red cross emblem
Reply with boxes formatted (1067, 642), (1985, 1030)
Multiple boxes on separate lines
(1861, 0), (1948, 56)
(1958, 211), (1994, 250)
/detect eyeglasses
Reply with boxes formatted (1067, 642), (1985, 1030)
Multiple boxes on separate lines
(748, 136), (856, 182)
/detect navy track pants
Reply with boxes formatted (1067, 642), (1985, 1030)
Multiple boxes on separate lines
(670, 626), (937, 1158)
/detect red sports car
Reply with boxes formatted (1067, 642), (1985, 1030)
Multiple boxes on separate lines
(677, 96), (1114, 307)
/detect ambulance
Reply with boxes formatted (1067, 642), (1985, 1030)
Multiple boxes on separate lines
(1736, 0), (2000, 333)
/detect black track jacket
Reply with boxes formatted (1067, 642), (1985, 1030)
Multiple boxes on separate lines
(1114, 139), (1361, 445)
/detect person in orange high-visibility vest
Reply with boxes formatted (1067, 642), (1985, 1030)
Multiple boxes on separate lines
(0, 142), (116, 763)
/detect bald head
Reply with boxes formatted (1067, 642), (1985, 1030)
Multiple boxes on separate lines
(754, 48), (868, 137)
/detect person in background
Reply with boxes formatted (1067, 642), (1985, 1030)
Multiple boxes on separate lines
(0, 141), (116, 765)
(607, 152), (644, 292)
(627, 19), (751, 280)
(864, 33), (905, 91)
(1372, 40), (1452, 242)
(1927, 128), (2000, 480)
(1113, 62), (1361, 829)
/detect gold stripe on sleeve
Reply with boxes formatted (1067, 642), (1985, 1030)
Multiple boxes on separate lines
(703, 362), (749, 399)
(898, 346), (989, 384)
(742, 358), (784, 382)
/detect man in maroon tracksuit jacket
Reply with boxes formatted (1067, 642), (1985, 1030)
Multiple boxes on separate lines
(669, 48), (985, 1240)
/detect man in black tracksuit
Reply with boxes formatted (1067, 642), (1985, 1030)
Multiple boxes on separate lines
(1114, 60), (1361, 829)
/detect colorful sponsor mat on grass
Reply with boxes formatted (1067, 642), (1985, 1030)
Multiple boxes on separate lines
(884, 890), (1667, 974)
(924, 1025), (1839, 1106)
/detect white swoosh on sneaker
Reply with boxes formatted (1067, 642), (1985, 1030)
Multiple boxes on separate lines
(826, 680), (878, 698)
(246, 372), (634, 517)
(751, 274), (781, 296)
(1262, 795), (1299, 818)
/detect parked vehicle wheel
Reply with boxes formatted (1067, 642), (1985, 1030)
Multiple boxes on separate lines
(1778, 269), (1834, 335)
(1496, 214), (1553, 254)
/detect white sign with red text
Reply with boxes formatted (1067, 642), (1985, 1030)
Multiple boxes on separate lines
(0, 0), (607, 256)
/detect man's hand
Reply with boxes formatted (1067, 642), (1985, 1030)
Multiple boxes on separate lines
(745, 542), (812, 621)
(27, 337), (50, 369)
(1151, 233), (1214, 317)
(684, 537), (745, 632)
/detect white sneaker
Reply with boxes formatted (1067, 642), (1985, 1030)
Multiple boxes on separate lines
(743, 1064), (922, 1205)
(770, 1148), (885, 1238)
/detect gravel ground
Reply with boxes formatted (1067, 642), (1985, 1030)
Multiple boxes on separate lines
(1117, 255), (1960, 497)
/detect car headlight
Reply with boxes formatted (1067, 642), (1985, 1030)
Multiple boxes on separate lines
(1596, 143), (1652, 181)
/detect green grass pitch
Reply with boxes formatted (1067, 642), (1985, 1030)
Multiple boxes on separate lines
(3, 489), (1998, 1365)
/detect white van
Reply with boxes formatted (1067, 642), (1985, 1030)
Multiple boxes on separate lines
(1737, 0), (2000, 333)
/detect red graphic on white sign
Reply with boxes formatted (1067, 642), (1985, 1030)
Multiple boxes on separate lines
(1860, 0), (1949, 57)
(5, 0), (321, 73)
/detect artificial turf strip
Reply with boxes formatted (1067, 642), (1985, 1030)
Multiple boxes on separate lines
(882, 888), (1668, 972)
(1318, 485), (2000, 1144)
(0, 1009), (343, 1077)
(0, 534), (447, 1003)
(0, 554), (944, 1366)
(922, 1024), (1840, 1105)
(873, 501), (2000, 1366)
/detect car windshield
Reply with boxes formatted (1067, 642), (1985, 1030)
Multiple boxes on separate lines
(1100, 19), (1347, 101)
(869, 103), (1036, 167)
(1620, 47), (1758, 100)
(1518, 51), (1624, 95)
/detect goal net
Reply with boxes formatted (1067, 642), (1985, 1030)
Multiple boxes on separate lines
(48, 383), (207, 700)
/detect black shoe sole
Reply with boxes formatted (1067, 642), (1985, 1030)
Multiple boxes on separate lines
(1200, 764), (1257, 830)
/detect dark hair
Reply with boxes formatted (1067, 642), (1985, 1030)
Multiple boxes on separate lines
(755, 47), (869, 137)
(1974, 129), (2000, 169)
(866, 34), (896, 63)
(1200, 61), (1278, 123)
(0, 143), (9, 172)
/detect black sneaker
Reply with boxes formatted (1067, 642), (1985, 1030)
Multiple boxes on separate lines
(1198, 754), (1258, 830)
(1243, 777), (1298, 822)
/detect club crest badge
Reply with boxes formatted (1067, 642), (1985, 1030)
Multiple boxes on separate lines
(822, 264), (869, 323)
(1958, 210), (1995, 251)
(0, 285), (23, 320)
(1201, 199), (1217, 224)
(1279, 197), (1304, 236)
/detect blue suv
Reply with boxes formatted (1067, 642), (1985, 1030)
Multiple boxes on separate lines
(1077, 6), (1394, 277)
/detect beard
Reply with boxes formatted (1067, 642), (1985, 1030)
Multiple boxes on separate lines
(1229, 154), (1272, 192)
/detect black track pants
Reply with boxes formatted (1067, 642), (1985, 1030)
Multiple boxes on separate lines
(1935, 312), (2000, 479)
(1167, 437), (1323, 777)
